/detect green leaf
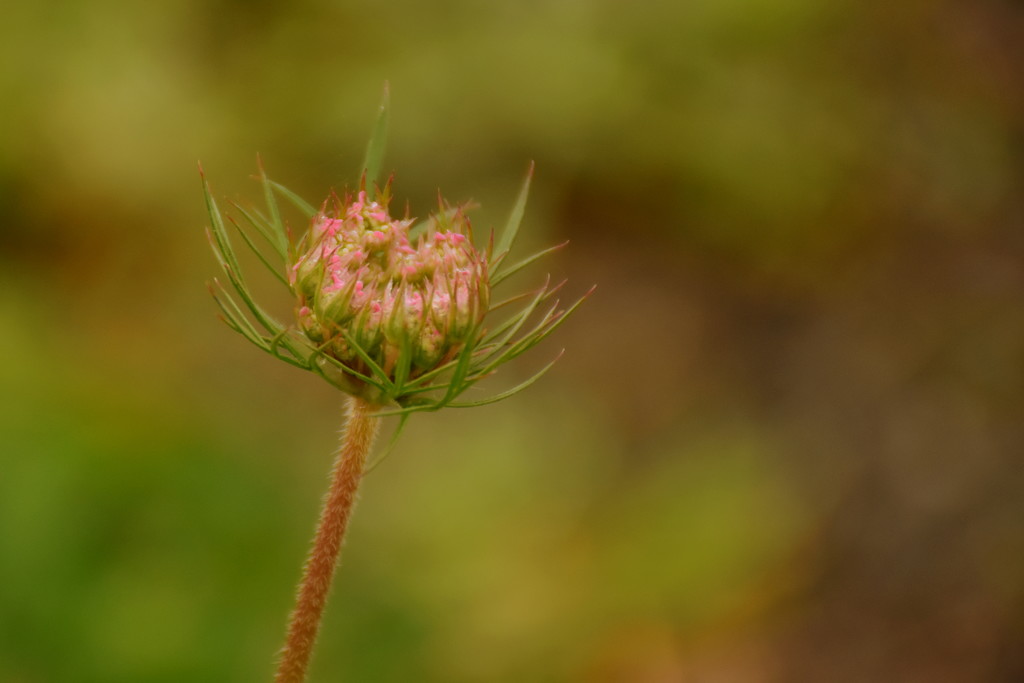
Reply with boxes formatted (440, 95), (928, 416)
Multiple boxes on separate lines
(203, 170), (286, 337)
(209, 279), (263, 344)
(230, 201), (287, 260)
(474, 284), (591, 378)
(392, 336), (414, 394)
(257, 157), (289, 255)
(493, 162), (533, 266)
(205, 231), (269, 337)
(223, 263), (286, 337)
(475, 305), (558, 376)
(398, 353), (462, 391)
(202, 170), (242, 278)
(361, 83), (390, 195)
(228, 216), (289, 287)
(437, 336), (478, 407)
(450, 351), (563, 407)
(490, 241), (567, 287)
(310, 343), (389, 393)
(341, 330), (396, 394)
(393, 379), (455, 397)
(503, 286), (594, 362)
(269, 179), (317, 218)
(479, 276), (551, 357)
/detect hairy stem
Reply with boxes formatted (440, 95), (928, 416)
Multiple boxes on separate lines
(275, 396), (380, 683)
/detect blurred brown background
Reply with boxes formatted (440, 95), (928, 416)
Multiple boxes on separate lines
(2, 1), (1023, 681)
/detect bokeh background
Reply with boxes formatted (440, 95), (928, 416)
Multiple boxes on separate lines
(2, 1), (1023, 681)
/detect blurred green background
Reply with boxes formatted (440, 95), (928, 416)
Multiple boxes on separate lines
(2, 1), (1023, 681)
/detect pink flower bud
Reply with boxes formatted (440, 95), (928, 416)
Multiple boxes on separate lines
(289, 189), (489, 398)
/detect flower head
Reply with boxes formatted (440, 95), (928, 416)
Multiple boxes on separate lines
(288, 190), (489, 401)
(203, 100), (590, 415)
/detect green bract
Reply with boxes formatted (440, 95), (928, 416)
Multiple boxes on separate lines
(203, 94), (590, 419)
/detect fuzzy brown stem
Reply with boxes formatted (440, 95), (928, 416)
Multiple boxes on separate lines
(275, 396), (380, 683)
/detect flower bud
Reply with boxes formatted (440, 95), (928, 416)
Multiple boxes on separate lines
(289, 190), (489, 401)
